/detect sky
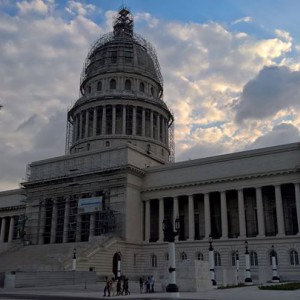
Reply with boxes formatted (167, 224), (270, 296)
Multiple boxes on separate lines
(1, 0), (300, 190)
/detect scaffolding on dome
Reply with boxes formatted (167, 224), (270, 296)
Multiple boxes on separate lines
(65, 107), (73, 155)
(169, 117), (175, 163)
(79, 30), (164, 95)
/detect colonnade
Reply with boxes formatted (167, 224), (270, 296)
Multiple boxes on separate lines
(144, 183), (300, 242)
(0, 216), (17, 243)
(73, 104), (169, 145)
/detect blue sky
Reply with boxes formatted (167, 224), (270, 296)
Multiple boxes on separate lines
(1, 0), (300, 190)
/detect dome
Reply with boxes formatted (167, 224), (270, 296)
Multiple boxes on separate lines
(66, 8), (174, 163)
(80, 8), (163, 97)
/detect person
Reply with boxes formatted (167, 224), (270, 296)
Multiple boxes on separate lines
(122, 277), (130, 295)
(139, 277), (144, 293)
(110, 278), (116, 296)
(103, 276), (110, 297)
(150, 275), (155, 293)
(116, 278), (122, 296)
(145, 277), (151, 293)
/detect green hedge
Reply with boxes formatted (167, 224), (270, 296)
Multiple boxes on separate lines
(259, 282), (300, 290)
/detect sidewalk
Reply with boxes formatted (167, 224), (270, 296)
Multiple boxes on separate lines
(0, 284), (300, 300)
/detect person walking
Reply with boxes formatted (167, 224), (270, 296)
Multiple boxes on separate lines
(103, 276), (111, 297)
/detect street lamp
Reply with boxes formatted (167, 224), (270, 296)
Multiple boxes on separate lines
(235, 250), (239, 285)
(244, 241), (253, 285)
(271, 245), (280, 283)
(163, 217), (180, 293)
(208, 235), (217, 287)
(72, 248), (77, 271)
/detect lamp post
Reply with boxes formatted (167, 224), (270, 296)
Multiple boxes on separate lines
(72, 247), (77, 271)
(163, 217), (180, 293)
(208, 235), (217, 287)
(244, 241), (252, 285)
(271, 245), (280, 283)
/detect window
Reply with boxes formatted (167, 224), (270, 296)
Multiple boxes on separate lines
(124, 50), (133, 63)
(151, 86), (154, 95)
(97, 81), (102, 91)
(151, 254), (157, 267)
(105, 141), (110, 147)
(139, 82), (145, 92)
(181, 252), (187, 260)
(290, 250), (299, 265)
(269, 250), (278, 265)
(196, 252), (204, 261)
(250, 251), (258, 266)
(110, 51), (117, 63)
(165, 253), (169, 261)
(110, 79), (116, 89)
(88, 85), (91, 94)
(214, 252), (221, 266)
(125, 79), (131, 91)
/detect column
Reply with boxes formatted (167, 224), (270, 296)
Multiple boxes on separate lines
(76, 214), (82, 242)
(275, 185), (285, 236)
(188, 195), (195, 240)
(150, 110), (153, 138)
(173, 196), (179, 227)
(142, 108), (145, 136)
(79, 113), (82, 139)
(294, 183), (300, 236)
(122, 105), (126, 135)
(204, 193), (211, 239)
(162, 117), (166, 143)
(145, 200), (150, 242)
(133, 106), (137, 135)
(50, 200), (57, 244)
(39, 201), (46, 245)
(238, 189), (246, 238)
(112, 105), (116, 134)
(85, 110), (89, 138)
(159, 198), (164, 242)
(256, 187), (265, 237)
(101, 105), (106, 135)
(220, 191), (228, 239)
(157, 114), (160, 141)
(89, 213), (95, 239)
(93, 108), (97, 136)
(0, 218), (6, 242)
(63, 199), (70, 243)
(8, 216), (15, 242)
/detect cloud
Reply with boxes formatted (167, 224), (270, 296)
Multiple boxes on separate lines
(247, 123), (300, 149)
(232, 16), (253, 25)
(17, 0), (50, 15)
(235, 66), (300, 123)
(65, 0), (96, 16)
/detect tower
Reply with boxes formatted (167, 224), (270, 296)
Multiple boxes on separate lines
(66, 8), (174, 164)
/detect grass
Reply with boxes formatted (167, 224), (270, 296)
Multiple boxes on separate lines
(259, 282), (300, 290)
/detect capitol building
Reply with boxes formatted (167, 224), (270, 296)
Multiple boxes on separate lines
(0, 8), (299, 289)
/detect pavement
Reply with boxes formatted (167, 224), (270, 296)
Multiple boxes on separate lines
(0, 283), (300, 300)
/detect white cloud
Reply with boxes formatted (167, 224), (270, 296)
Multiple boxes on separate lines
(65, 0), (96, 16)
(232, 16), (253, 25)
(17, 0), (49, 15)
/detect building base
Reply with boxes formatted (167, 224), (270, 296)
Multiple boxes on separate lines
(166, 283), (179, 293)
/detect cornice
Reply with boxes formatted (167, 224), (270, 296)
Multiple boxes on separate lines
(142, 168), (299, 193)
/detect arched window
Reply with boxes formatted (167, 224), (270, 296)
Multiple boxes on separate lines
(269, 250), (278, 265)
(196, 252), (204, 261)
(181, 252), (187, 260)
(151, 254), (157, 267)
(97, 81), (102, 91)
(125, 79), (131, 90)
(88, 85), (92, 93)
(214, 251), (221, 266)
(151, 86), (154, 95)
(250, 251), (258, 266)
(110, 79), (116, 89)
(105, 141), (110, 147)
(139, 82), (145, 92)
(290, 250), (299, 265)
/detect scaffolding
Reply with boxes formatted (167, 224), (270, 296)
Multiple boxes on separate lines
(65, 106), (73, 155)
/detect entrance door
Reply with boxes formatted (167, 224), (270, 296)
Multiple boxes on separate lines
(112, 252), (121, 279)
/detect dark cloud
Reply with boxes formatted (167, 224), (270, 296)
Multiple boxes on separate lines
(235, 66), (300, 123)
(247, 123), (300, 150)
